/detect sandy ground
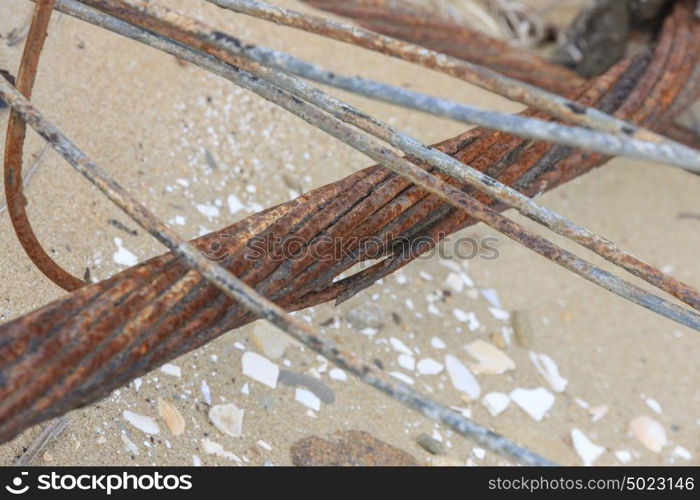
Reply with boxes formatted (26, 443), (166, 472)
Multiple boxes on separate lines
(0, 0), (699, 466)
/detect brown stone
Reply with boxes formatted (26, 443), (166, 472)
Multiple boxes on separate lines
(290, 430), (418, 466)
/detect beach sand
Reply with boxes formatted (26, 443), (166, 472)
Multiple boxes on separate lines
(0, 0), (698, 466)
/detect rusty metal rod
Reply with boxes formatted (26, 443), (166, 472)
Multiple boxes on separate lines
(58, 0), (700, 329)
(66, 0), (700, 174)
(95, 0), (700, 311)
(0, 76), (554, 466)
(299, 0), (588, 96)
(3, 0), (85, 291)
(204, 0), (700, 171)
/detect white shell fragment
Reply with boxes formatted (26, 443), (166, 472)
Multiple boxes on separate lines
(488, 307), (510, 321)
(208, 404), (244, 438)
(672, 446), (692, 461)
(645, 397), (663, 415)
(445, 273), (464, 293)
(390, 371), (415, 385)
(113, 237), (137, 267)
(529, 352), (568, 392)
(630, 416), (667, 453)
(614, 450), (633, 463)
(122, 410), (160, 435)
(510, 387), (555, 421)
(227, 194), (244, 214)
(202, 438), (241, 462)
(397, 354), (415, 371)
(444, 355), (480, 400)
(588, 405), (608, 422)
(200, 379), (212, 405)
(464, 340), (515, 375)
(431, 337), (446, 349)
(160, 363), (181, 378)
(452, 309), (480, 331)
(241, 351), (279, 388)
(571, 428), (605, 466)
(482, 392), (510, 416)
(196, 203), (220, 219)
(329, 368), (348, 381)
(295, 388), (321, 411)
(416, 358), (444, 375)
(389, 337), (413, 356)
(480, 288), (501, 308)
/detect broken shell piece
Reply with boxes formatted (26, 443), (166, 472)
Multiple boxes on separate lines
(672, 445), (692, 461)
(295, 388), (321, 411)
(160, 363), (181, 377)
(453, 309), (480, 331)
(529, 352), (568, 392)
(482, 392), (510, 416)
(588, 405), (608, 422)
(629, 416), (667, 453)
(122, 410), (160, 435)
(444, 355), (480, 399)
(614, 449), (633, 463)
(242, 351), (279, 388)
(510, 387), (555, 421)
(158, 398), (186, 436)
(480, 288), (501, 308)
(445, 273), (464, 293)
(208, 404), (244, 438)
(464, 340), (515, 375)
(416, 358), (444, 375)
(571, 428), (605, 466)
(250, 322), (293, 359)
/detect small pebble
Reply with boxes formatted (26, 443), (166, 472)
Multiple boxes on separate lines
(416, 432), (445, 455)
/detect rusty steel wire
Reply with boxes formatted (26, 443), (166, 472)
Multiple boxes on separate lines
(1, 0), (700, 465)
(71, 0), (700, 315)
(63, 0), (700, 174)
(51, 0), (700, 327)
(3, 0), (85, 291)
(207, 0), (700, 172)
(0, 53), (554, 468)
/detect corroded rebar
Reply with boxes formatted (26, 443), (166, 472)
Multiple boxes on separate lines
(301, 0), (587, 94)
(3, 0), (85, 291)
(206, 0), (700, 171)
(83, 0), (700, 312)
(0, 74), (555, 467)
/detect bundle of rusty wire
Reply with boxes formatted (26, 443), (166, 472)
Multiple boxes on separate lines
(1, 0), (700, 465)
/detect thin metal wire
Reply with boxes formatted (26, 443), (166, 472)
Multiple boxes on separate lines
(0, 75), (555, 466)
(92, 0), (700, 312)
(55, 0), (700, 331)
(80, 0), (700, 175)
(204, 0), (700, 172)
